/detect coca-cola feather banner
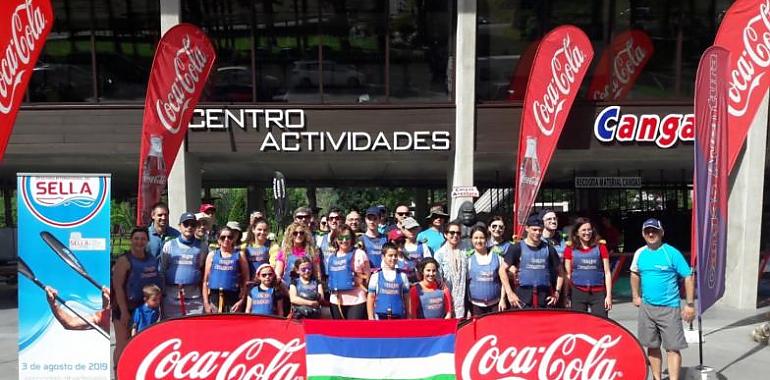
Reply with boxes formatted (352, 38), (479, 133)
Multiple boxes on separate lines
(587, 29), (653, 101)
(0, 0), (53, 160)
(136, 24), (216, 225)
(513, 26), (594, 237)
(714, 0), (770, 172)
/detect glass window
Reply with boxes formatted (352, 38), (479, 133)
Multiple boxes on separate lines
(28, 0), (94, 103)
(319, 0), (386, 103)
(388, 0), (451, 103)
(92, 0), (160, 102)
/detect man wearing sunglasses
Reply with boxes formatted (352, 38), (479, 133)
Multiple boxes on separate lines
(417, 205), (449, 254)
(540, 209), (566, 260)
(159, 212), (206, 319)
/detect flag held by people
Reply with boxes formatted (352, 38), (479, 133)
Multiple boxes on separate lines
(693, 46), (730, 315)
(0, 0), (54, 160)
(513, 26), (594, 237)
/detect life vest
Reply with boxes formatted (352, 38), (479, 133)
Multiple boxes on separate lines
(319, 235), (337, 262)
(417, 285), (445, 319)
(165, 238), (203, 285)
(326, 251), (355, 292)
(361, 234), (387, 269)
(292, 279), (321, 318)
(243, 240), (271, 278)
(125, 253), (162, 305)
(518, 241), (551, 287)
(249, 286), (275, 315)
(282, 253), (302, 285)
(208, 250), (241, 291)
(571, 245), (605, 287)
(468, 253), (501, 303)
(374, 269), (405, 317)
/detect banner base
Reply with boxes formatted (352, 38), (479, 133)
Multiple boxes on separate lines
(683, 365), (717, 380)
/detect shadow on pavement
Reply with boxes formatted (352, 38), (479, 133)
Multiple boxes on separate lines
(717, 343), (769, 375)
(705, 310), (770, 336)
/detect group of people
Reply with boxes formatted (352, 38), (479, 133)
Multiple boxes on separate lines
(108, 200), (696, 380)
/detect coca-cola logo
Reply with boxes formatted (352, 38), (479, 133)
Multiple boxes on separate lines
(20, 176), (108, 228)
(155, 34), (211, 134)
(532, 34), (590, 136)
(589, 30), (654, 101)
(0, 0), (48, 114)
(118, 315), (307, 380)
(724, 0), (770, 118)
(455, 310), (647, 380)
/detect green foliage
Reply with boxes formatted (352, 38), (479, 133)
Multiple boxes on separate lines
(318, 187), (416, 214)
(110, 200), (135, 233)
(211, 188), (247, 227)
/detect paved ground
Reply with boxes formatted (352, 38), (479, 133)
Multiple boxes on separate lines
(0, 281), (768, 379)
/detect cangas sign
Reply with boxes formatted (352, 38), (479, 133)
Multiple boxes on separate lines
(455, 310), (648, 380)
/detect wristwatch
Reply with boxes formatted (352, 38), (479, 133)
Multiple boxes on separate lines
(686, 302), (695, 307)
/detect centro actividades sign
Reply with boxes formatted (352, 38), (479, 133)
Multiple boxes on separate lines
(594, 105), (694, 148)
(188, 108), (451, 152)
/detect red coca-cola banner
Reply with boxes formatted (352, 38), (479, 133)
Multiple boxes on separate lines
(587, 29), (654, 101)
(136, 23), (216, 225)
(117, 315), (307, 380)
(455, 310), (648, 380)
(513, 26), (594, 237)
(0, 0), (53, 160)
(714, 0), (770, 172)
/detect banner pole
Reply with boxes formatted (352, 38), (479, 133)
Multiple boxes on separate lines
(698, 315), (704, 369)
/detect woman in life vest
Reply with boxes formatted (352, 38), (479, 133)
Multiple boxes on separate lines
(433, 221), (468, 318)
(409, 257), (452, 319)
(246, 263), (284, 316)
(111, 228), (162, 366)
(467, 225), (505, 316)
(564, 217), (612, 317)
(241, 219), (280, 281)
(276, 222), (320, 287)
(327, 224), (371, 319)
(400, 217), (433, 283)
(202, 227), (250, 313)
(367, 243), (411, 319)
(288, 256), (324, 319)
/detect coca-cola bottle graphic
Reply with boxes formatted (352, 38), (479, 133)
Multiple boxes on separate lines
(516, 136), (541, 229)
(141, 135), (167, 224)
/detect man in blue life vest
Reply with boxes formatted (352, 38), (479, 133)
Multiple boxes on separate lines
(417, 205), (448, 253)
(146, 202), (180, 258)
(500, 213), (564, 309)
(159, 212), (205, 319)
(359, 206), (388, 271)
(630, 218), (695, 380)
(540, 209), (566, 259)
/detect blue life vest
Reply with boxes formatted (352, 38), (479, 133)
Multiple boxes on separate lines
(165, 238), (203, 285)
(208, 250), (241, 291)
(282, 253), (302, 285)
(126, 253), (162, 304)
(249, 286), (275, 315)
(519, 242), (551, 287)
(468, 253), (501, 303)
(292, 279), (321, 318)
(374, 270), (405, 317)
(319, 235), (336, 262)
(396, 258), (417, 281)
(417, 285), (445, 319)
(326, 251), (355, 291)
(361, 234), (387, 269)
(571, 245), (604, 287)
(489, 241), (511, 257)
(244, 241), (271, 278)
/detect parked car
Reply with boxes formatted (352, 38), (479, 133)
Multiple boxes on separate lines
(290, 61), (366, 88)
(29, 64), (92, 102)
(205, 66), (282, 102)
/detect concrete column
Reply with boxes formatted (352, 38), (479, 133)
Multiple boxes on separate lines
(247, 185), (266, 214)
(449, 0), (477, 219)
(161, 0), (200, 220)
(720, 92), (768, 310)
(415, 188), (428, 222)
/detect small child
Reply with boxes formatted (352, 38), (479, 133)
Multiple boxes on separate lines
(367, 243), (410, 320)
(289, 256), (324, 319)
(246, 263), (283, 316)
(132, 284), (161, 336)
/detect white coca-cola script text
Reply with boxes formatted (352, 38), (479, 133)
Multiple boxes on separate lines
(0, 0), (47, 114)
(726, 0), (770, 117)
(461, 333), (623, 380)
(593, 38), (647, 101)
(155, 34), (209, 134)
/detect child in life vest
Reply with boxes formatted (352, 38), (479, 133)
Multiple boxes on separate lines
(409, 258), (453, 319)
(246, 263), (283, 316)
(289, 256), (324, 319)
(367, 243), (411, 319)
(132, 284), (161, 336)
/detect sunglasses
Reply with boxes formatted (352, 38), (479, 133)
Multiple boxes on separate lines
(446, 230), (460, 236)
(293, 231), (306, 236)
(320, 221), (327, 225)
(259, 272), (275, 277)
(328, 215), (340, 220)
(219, 235), (233, 240)
(299, 267), (313, 273)
(336, 235), (353, 242)
(295, 215), (310, 220)
(490, 224), (504, 230)
(182, 221), (198, 228)
(396, 212), (409, 216)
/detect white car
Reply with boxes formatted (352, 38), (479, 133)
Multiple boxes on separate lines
(291, 61), (365, 88)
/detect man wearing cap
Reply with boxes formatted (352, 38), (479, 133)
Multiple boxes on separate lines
(360, 206), (389, 270)
(159, 212), (206, 319)
(630, 218), (695, 380)
(194, 212), (213, 253)
(417, 205), (448, 254)
(500, 213), (564, 309)
(147, 202), (180, 259)
(226, 221), (243, 246)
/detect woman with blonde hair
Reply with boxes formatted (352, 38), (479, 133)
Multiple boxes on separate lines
(275, 222), (321, 286)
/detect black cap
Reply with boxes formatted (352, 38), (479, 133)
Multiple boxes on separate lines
(365, 206), (380, 216)
(179, 212), (197, 224)
(525, 213), (544, 228)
